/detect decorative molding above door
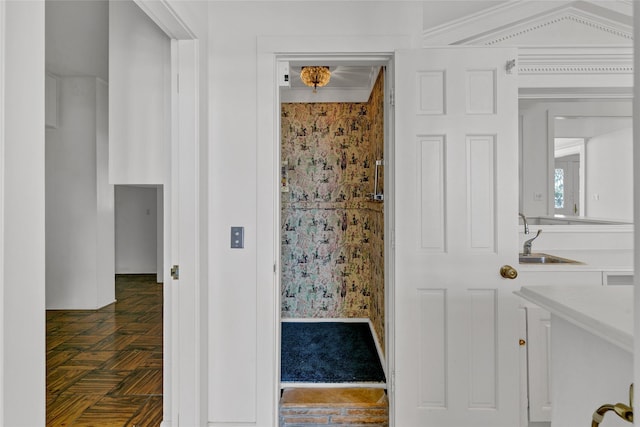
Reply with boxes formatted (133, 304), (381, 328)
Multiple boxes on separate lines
(422, 1), (633, 92)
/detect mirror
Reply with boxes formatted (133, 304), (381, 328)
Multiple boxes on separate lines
(553, 116), (632, 221)
(519, 99), (633, 224)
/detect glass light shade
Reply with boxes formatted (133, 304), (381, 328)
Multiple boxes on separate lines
(300, 66), (331, 93)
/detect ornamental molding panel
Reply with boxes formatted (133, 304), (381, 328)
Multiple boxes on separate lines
(518, 46), (633, 75)
(422, 1), (632, 47)
(460, 7), (631, 46)
(422, 1), (633, 89)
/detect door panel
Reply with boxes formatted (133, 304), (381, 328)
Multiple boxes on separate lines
(528, 307), (552, 422)
(395, 48), (520, 427)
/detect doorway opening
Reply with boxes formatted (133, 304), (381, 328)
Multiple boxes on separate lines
(276, 55), (393, 425)
(553, 139), (583, 216)
(46, 184), (164, 425)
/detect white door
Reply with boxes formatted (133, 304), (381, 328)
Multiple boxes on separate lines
(394, 48), (521, 427)
(554, 155), (580, 216)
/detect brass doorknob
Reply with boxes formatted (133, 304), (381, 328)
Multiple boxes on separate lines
(500, 265), (518, 279)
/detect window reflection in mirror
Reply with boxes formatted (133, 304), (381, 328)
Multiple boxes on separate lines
(554, 116), (632, 222)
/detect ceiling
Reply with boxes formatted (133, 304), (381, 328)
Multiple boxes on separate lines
(288, 65), (379, 90)
(281, 62), (383, 103)
(46, 0), (109, 81)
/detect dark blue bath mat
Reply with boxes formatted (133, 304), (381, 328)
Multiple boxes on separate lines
(281, 321), (386, 384)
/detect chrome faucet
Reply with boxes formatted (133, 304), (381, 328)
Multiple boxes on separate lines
(519, 213), (529, 234)
(522, 229), (542, 256)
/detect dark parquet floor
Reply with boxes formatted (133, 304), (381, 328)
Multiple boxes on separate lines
(46, 275), (163, 427)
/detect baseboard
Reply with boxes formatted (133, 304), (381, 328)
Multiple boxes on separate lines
(281, 381), (386, 389)
(281, 317), (370, 323)
(45, 299), (116, 311)
(366, 319), (387, 377)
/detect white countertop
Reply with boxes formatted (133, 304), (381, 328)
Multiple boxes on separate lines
(518, 249), (633, 272)
(515, 285), (633, 353)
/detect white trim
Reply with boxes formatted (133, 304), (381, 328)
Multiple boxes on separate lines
(167, 39), (179, 427)
(468, 7), (632, 46)
(132, 2), (202, 426)
(525, 224), (633, 233)
(421, 1), (632, 46)
(261, 40), (404, 426)
(422, 0), (556, 46)
(422, 2), (633, 92)
(176, 39), (202, 426)
(0, 0), (5, 422)
(516, 286), (633, 353)
(281, 317), (370, 323)
(281, 382), (387, 389)
(519, 87), (633, 100)
(133, 0), (195, 39)
(518, 46), (633, 74)
(207, 423), (258, 427)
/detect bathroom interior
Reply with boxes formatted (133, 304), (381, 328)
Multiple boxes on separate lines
(276, 62), (635, 425)
(279, 65), (387, 390)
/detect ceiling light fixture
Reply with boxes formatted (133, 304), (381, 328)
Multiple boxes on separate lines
(300, 66), (331, 93)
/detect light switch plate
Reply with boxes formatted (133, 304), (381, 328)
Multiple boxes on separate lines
(231, 226), (244, 249)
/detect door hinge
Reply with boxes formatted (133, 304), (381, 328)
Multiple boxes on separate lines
(391, 370), (396, 392)
(171, 264), (180, 280)
(389, 87), (395, 106)
(273, 263), (277, 273)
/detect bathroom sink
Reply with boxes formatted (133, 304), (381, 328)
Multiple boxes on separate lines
(519, 253), (582, 264)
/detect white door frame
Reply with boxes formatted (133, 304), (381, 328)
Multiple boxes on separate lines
(257, 36), (409, 425)
(133, 2), (204, 425)
(0, 0), (6, 421)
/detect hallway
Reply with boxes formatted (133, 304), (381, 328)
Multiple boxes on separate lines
(46, 275), (163, 426)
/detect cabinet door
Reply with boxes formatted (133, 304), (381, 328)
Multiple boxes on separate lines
(527, 307), (552, 422)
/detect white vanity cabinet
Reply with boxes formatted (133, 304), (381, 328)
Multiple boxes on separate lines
(525, 306), (552, 422)
(518, 267), (631, 424)
(517, 285), (633, 427)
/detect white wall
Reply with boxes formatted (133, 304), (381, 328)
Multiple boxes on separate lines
(115, 186), (158, 274)
(96, 79), (115, 305)
(46, 76), (115, 310)
(109, 0), (170, 185)
(207, 2), (421, 424)
(2, 1), (46, 425)
(519, 99), (632, 218)
(584, 127), (633, 221)
(45, 0), (108, 81)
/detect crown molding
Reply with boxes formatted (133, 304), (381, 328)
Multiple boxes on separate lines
(518, 86), (633, 100)
(518, 46), (633, 75)
(517, 46), (633, 91)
